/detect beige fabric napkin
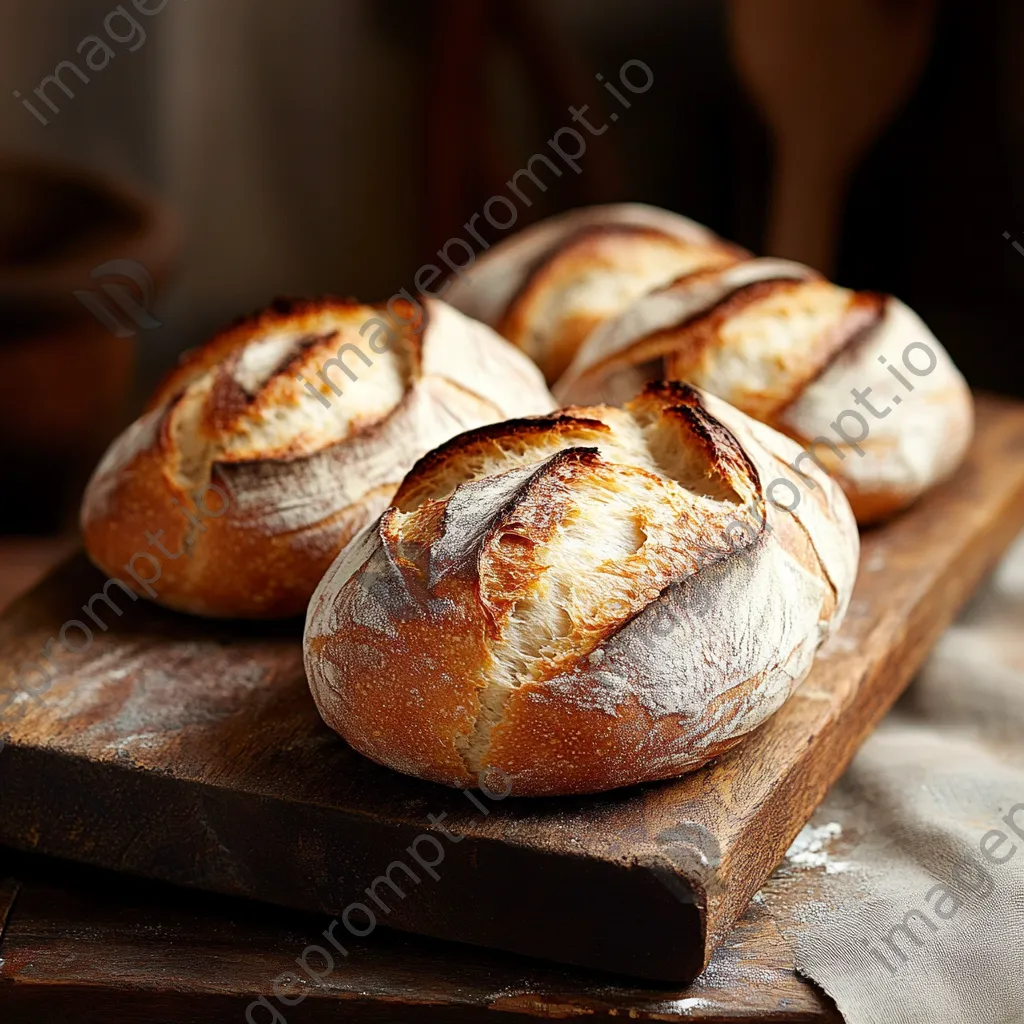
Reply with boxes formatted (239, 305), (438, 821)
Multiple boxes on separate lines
(790, 532), (1024, 1024)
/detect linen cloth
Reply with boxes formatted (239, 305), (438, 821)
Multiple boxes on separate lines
(790, 532), (1024, 1024)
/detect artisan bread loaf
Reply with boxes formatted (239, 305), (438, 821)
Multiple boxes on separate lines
(556, 257), (974, 524)
(445, 202), (745, 383)
(304, 381), (859, 796)
(81, 297), (553, 617)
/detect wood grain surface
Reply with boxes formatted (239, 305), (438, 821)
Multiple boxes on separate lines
(0, 394), (1022, 983)
(0, 846), (842, 1022)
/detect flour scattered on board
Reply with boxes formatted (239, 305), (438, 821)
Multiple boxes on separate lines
(660, 997), (714, 1014)
(816, 632), (860, 659)
(864, 549), (888, 573)
(785, 822), (852, 874)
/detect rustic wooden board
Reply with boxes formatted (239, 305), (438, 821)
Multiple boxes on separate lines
(0, 394), (1022, 984)
(0, 846), (842, 1022)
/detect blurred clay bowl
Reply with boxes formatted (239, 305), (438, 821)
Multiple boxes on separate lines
(0, 156), (177, 532)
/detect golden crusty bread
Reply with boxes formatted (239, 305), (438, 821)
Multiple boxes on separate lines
(81, 296), (554, 618)
(304, 381), (858, 796)
(555, 257), (974, 524)
(445, 202), (745, 383)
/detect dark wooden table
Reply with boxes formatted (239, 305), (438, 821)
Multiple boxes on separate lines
(0, 844), (842, 1023)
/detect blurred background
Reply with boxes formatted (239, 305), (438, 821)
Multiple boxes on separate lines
(0, 0), (1021, 545)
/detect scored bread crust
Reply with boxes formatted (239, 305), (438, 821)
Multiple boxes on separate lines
(555, 258), (974, 524)
(304, 382), (859, 797)
(445, 203), (745, 383)
(81, 297), (554, 618)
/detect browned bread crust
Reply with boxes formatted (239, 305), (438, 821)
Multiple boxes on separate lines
(304, 382), (859, 796)
(555, 256), (974, 524)
(81, 297), (554, 617)
(447, 200), (973, 525)
(445, 203), (745, 383)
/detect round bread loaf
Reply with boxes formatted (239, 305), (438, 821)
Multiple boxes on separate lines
(81, 296), (554, 617)
(304, 381), (859, 796)
(555, 257), (974, 524)
(445, 202), (745, 383)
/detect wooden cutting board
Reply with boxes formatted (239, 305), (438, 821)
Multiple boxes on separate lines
(1, 394), (1022, 984)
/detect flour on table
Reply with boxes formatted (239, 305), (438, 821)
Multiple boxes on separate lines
(785, 822), (853, 874)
